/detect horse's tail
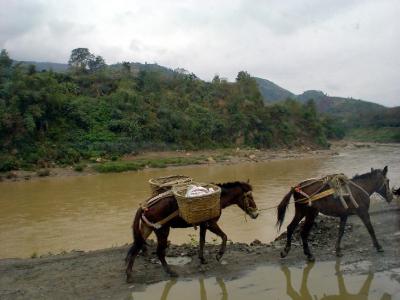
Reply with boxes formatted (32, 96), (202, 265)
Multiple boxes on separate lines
(125, 207), (144, 264)
(276, 187), (294, 231)
(133, 207), (144, 245)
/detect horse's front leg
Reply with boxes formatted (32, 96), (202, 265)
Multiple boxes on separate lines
(207, 222), (227, 261)
(356, 210), (383, 252)
(336, 216), (348, 257)
(155, 226), (178, 277)
(198, 223), (207, 264)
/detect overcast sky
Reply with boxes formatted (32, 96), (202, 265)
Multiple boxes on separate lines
(1, 0), (399, 106)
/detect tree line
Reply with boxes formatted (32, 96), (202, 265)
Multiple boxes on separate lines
(0, 48), (334, 171)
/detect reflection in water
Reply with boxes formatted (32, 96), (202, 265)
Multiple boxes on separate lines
(133, 262), (396, 300)
(160, 279), (176, 300)
(281, 261), (392, 300)
(158, 277), (228, 300)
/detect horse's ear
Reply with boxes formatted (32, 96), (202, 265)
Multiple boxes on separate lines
(383, 166), (388, 176)
(247, 178), (250, 184)
(371, 168), (374, 172)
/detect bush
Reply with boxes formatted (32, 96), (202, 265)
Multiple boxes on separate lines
(92, 161), (143, 173)
(74, 163), (86, 172)
(0, 155), (19, 172)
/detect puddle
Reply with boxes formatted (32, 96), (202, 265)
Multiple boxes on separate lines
(165, 256), (192, 266)
(129, 261), (400, 299)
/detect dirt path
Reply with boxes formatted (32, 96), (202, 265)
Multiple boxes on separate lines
(0, 202), (399, 299)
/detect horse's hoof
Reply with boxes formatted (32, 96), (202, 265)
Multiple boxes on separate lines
(307, 255), (315, 262)
(126, 273), (133, 283)
(377, 247), (384, 253)
(168, 270), (179, 278)
(199, 258), (208, 265)
(280, 251), (288, 258)
(216, 253), (223, 261)
(336, 251), (343, 257)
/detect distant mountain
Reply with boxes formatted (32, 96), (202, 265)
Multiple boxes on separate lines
(296, 90), (386, 116)
(110, 62), (176, 77)
(19, 61), (69, 72)
(255, 77), (387, 115)
(254, 77), (295, 103)
(19, 60), (176, 77)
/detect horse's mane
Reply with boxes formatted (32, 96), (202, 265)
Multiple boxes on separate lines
(352, 169), (382, 180)
(217, 181), (253, 192)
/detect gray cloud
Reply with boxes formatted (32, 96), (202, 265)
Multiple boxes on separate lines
(0, 0), (399, 106)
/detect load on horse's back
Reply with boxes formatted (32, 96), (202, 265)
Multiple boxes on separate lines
(276, 166), (393, 261)
(125, 180), (259, 283)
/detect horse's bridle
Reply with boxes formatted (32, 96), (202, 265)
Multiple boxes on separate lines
(242, 191), (257, 214)
(377, 176), (392, 202)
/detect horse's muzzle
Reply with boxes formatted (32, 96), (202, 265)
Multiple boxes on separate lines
(249, 210), (259, 219)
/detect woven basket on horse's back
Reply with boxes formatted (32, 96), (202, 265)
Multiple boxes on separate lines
(149, 175), (192, 195)
(172, 182), (221, 224)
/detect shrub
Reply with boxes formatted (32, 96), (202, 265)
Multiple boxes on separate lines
(37, 169), (50, 177)
(74, 163), (86, 172)
(0, 155), (19, 172)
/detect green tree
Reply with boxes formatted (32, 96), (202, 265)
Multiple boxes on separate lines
(88, 55), (106, 73)
(68, 48), (94, 73)
(0, 49), (13, 69)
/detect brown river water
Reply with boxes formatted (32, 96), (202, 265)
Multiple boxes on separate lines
(0, 144), (399, 259)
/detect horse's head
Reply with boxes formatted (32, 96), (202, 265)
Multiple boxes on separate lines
(236, 181), (259, 219)
(372, 166), (393, 203)
(218, 181), (259, 219)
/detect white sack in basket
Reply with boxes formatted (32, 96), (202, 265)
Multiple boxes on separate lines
(185, 185), (215, 198)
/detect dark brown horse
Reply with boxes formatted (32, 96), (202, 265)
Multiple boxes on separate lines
(125, 181), (258, 282)
(276, 166), (393, 261)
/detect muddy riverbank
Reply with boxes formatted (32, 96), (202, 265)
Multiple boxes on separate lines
(1, 201), (398, 299)
(0, 143), (346, 182)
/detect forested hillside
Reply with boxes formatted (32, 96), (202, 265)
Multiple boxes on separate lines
(0, 48), (336, 171)
(256, 78), (399, 143)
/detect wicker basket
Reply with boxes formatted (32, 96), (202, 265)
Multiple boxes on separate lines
(149, 175), (193, 195)
(172, 182), (221, 224)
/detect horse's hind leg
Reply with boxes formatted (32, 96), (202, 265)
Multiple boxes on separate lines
(300, 209), (318, 262)
(125, 241), (144, 282)
(139, 224), (153, 256)
(155, 227), (178, 277)
(356, 210), (383, 252)
(207, 222), (227, 261)
(335, 216), (348, 257)
(281, 209), (304, 258)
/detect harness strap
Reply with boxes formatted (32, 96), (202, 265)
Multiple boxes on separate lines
(141, 210), (179, 229)
(297, 188), (335, 204)
(143, 190), (174, 209)
(348, 181), (370, 198)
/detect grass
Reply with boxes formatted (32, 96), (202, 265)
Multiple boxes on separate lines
(92, 156), (205, 173)
(347, 127), (400, 143)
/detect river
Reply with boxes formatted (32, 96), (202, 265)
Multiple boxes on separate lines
(0, 144), (399, 259)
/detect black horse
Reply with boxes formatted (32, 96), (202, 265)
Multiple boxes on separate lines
(277, 166), (393, 261)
